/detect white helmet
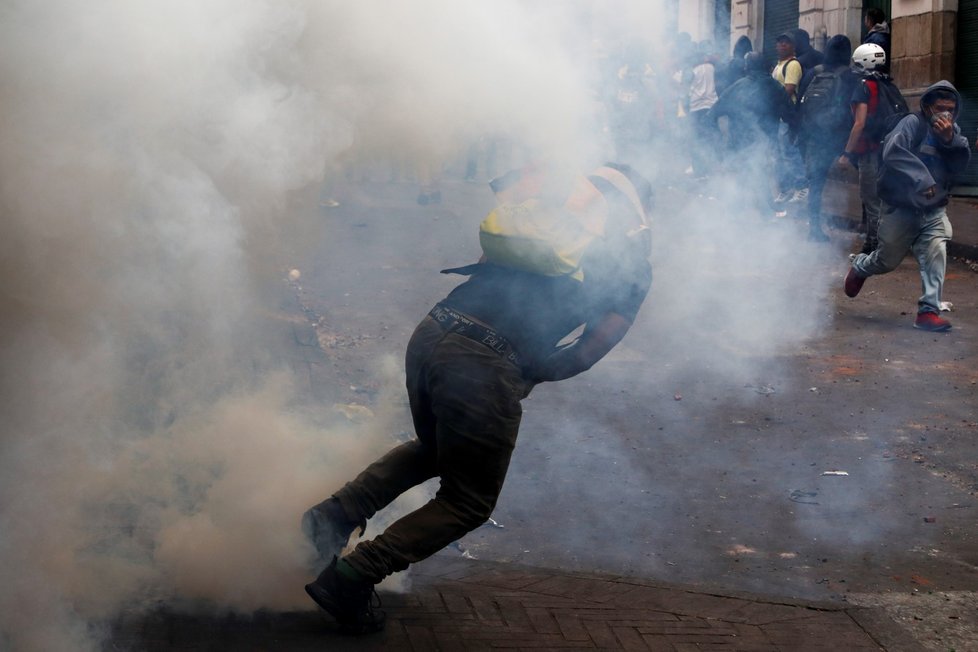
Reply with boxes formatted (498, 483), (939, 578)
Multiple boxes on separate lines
(851, 43), (886, 71)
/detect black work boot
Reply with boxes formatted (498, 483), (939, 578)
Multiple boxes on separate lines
(305, 557), (386, 634)
(301, 498), (360, 566)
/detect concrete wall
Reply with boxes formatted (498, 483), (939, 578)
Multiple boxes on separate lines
(799, 0), (864, 52)
(677, 0), (717, 42)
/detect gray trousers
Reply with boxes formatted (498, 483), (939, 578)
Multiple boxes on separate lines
(858, 152), (882, 250)
(851, 203), (952, 314)
(335, 315), (532, 583)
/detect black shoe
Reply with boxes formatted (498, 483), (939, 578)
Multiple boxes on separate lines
(301, 499), (359, 566)
(305, 558), (386, 634)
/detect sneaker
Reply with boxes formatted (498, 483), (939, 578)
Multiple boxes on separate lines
(844, 267), (866, 297)
(789, 187), (809, 203)
(913, 312), (952, 332)
(301, 498), (360, 566)
(305, 557), (386, 634)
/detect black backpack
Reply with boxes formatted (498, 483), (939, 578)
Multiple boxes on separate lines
(799, 65), (852, 133)
(863, 75), (909, 141)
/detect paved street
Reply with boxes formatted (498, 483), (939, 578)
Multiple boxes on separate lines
(113, 172), (978, 651)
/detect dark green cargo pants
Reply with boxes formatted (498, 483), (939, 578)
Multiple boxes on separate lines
(334, 315), (532, 583)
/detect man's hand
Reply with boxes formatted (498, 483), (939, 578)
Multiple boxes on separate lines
(931, 112), (954, 144)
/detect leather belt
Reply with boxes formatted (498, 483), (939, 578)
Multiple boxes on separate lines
(429, 304), (522, 368)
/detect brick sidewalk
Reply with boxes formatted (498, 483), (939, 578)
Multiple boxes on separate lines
(110, 555), (926, 651)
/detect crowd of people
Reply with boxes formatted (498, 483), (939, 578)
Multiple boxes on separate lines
(600, 9), (969, 332)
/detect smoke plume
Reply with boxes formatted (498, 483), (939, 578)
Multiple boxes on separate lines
(0, 1), (853, 649)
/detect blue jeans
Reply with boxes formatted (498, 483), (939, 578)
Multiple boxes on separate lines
(851, 204), (952, 314)
(777, 121), (806, 192)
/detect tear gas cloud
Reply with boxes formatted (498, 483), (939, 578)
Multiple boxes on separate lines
(0, 1), (845, 649)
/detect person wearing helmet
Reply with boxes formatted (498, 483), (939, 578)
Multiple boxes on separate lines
(300, 164), (653, 633)
(844, 81), (970, 331)
(838, 42), (901, 254)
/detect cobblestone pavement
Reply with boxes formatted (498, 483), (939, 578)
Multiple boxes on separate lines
(110, 554), (925, 651)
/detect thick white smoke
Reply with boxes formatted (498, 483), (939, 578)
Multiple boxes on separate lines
(0, 1), (674, 649)
(1, 0), (860, 649)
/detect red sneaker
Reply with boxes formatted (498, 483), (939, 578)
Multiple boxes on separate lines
(844, 267), (866, 298)
(913, 312), (952, 332)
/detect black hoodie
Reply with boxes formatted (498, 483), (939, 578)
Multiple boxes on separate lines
(787, 28), (824, 72)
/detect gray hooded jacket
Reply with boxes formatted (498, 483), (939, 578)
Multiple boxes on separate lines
(879, 80), (971, 209)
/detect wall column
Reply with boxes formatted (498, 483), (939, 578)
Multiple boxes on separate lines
(891, 0), (958, 92)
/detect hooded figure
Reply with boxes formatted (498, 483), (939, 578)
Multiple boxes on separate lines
(797, 34), (855, 240)
(715, 35), (753, 95)
(787, 28), (824, 72)
(880, 81), (970, 209)
(844, 80), (971, 332)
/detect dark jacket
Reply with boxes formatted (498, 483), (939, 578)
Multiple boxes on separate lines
(863, 22), (891, 68)
(787, 28), (824, 72)
(710, 68), (789, 151)
(715, 36), (753, 95)
(880, 80), (971, 209)
(798, 34), (853, 101)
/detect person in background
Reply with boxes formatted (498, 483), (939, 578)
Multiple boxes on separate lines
(710, 52), (790, 216)
(837, 43), (900, 254)
(797, 35), (856, 241)
(863, 8), (891, 70)
(771, 33), (807, 209)
(787, 28), (824, 73)
(844, 81), (971, 332)
(715, 35), (753, 97)
(687, 41), (719, 179)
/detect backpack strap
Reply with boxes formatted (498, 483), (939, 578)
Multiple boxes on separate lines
(780, 57), (798, 79)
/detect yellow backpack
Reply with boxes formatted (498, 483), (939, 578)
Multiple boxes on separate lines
(478, 166), (650, 281)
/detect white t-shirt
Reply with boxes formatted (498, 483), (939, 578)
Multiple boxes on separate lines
(688, 63), (718, 113)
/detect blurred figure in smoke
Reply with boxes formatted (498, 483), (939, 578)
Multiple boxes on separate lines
(771, 33), (808, 212)
(714, 35), (753, 97)
(687, 41), (719, 179)
(844, 81), (970, 332)
(796, 35), (856, 241)
(709, 52), (790, 215)
(605, 41), (655, 164)
(301, 164), (653, 633)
